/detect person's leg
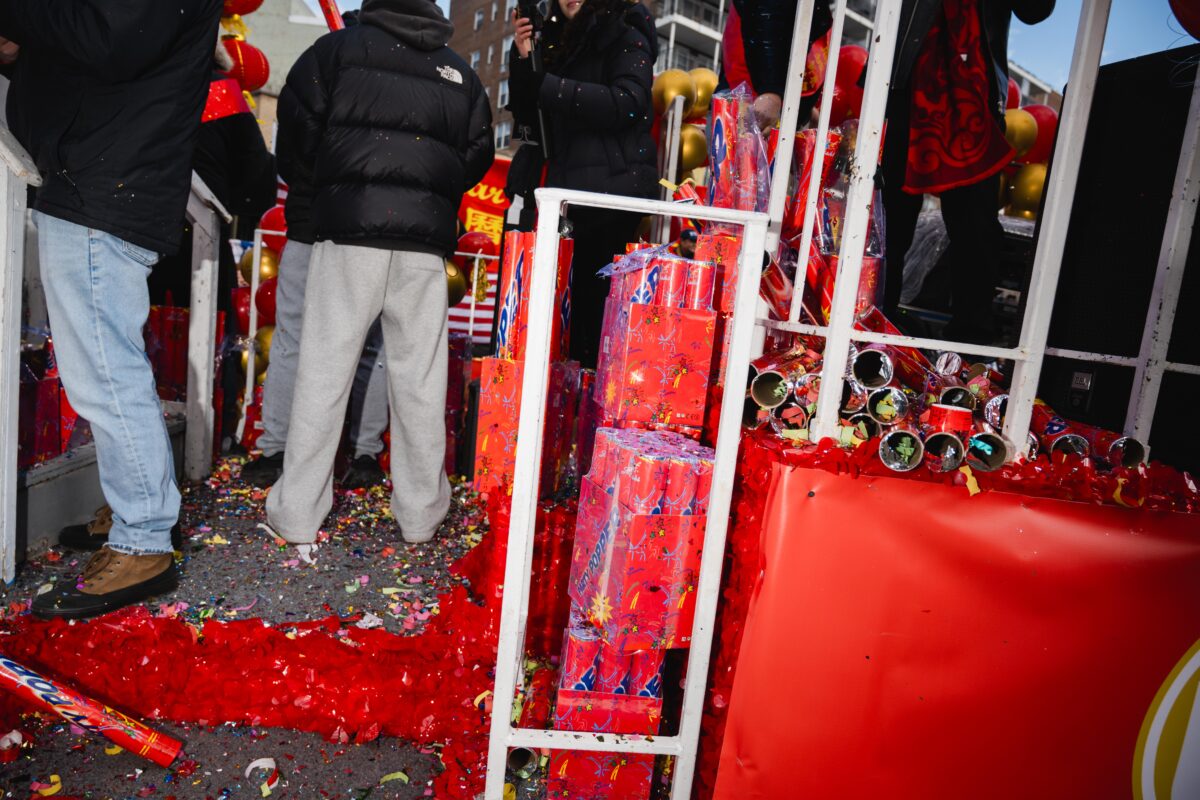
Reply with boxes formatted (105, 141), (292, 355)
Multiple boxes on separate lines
(256, 241), (313, 458)
(940, 175), (1003, 343)
(380, 249), (450, 543)
(34, 212), (178, 555)
(566, 208), (642, 368)
(349, 317), (388, 459)
(880, 89), (924, 318)
(264, 242), (387, 543)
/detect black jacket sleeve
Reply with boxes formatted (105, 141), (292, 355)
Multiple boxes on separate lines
(507, 47), (542, 133)
(536, 28), (653, 132)
(225, 113), (277, 218)
(276, 46), (328, 189)
(0, 0), (203, 82)
(464, 74), (495, 191)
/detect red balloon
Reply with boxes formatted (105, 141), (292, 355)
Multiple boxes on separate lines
(220, 38), (270, 93)
(1020, 104), (1058, 164)
(452, 230), (500, 272)
(223, 0), (264, 15)
(1006, 78), (1020, 109)
(255, 277), (277, 328)
(828, 45), (868, 127)
(1169, 0), (1200, 40)
(233, 286), (252, 336)
(259, 205), (287, 252)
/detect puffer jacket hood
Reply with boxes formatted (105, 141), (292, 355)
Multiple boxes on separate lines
(359, 0), (453, 51)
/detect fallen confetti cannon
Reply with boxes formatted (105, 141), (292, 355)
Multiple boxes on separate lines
(0, 654), (182, 767)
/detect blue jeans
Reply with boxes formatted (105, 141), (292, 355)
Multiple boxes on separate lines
(34, 211), (179, 555)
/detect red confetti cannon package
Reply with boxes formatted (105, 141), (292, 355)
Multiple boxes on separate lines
(494, 230), (573, 363)
(706, 83), (770, 214)
(473, 358), (580, 499)
(568, 428), (715, 652)
(596, 249), (717, 431)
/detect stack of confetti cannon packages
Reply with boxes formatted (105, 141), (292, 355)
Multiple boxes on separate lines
(474, 230), (581, 498)
(550, 428), (716, 799)
(594, 247), (719, 439)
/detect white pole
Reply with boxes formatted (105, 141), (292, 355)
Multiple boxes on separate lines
(483, 190), (563, 800)
(655, 94), (686, 244)
(669, 211), (769, 800)
(809, 0), (902, 443)
(1002, 0), (1112, 455)
(236, 230), (264, 443)
(787, 0), (847, 324)
(1124, 66), (1200, 443)
(184, 195), (220, 482)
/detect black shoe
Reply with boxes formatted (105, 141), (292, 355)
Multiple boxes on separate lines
(59, 513), (183, 551)
(242, 452), (285, 487)
(340, 454), (386, 491)
(31, 548), (179, 620)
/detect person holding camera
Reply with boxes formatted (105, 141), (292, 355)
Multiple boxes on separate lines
(507, 0), (658, 368)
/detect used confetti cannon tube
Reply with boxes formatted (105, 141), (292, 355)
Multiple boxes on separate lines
(848, 346), (896, 390)
(0, 655), (183, 767)
(866, 386), (910, 426)
(966, 429), (1011, 472)
(878, 428), (925, 472)
(749, 348), (822, 410)
(1065, 419), (1147, 468)
(1030, 401), (1091, 458)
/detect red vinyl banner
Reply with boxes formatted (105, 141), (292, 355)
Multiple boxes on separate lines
(713, 463), (1200, 800)
(450, 157), (511, 344)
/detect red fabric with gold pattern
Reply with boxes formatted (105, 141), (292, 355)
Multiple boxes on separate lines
(904, 0), (1014, 194)
(202, 78), (252, 124)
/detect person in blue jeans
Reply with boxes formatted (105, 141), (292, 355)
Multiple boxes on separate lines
(1, 0), (223, 618)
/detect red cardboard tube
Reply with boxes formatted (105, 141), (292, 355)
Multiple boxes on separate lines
(0, 655), (183, 767)
(317, 0), (345, 30)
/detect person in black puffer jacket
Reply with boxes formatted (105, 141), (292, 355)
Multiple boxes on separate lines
(507, 0), (658, 368)
(263, 0), (493, 550)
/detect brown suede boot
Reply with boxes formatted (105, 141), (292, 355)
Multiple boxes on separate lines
(32, 547), (178, 620)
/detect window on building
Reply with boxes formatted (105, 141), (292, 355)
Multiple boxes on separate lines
(501, 35), (514, 72)
(488, 45), (494, 65)
(505, 0), (518, 18)
(470, 50), (481, 70)
(474, 9), (484, 30)
(498, 79), (509, 108)
(492, 1), (498, 20)
(495, 120), (512, 150)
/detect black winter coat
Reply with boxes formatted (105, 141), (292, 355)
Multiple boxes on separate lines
(0, 0), (222, 255)
(506, 1), (658, 201)
(892, 0), (1055, 117)
(277, 0), (494, 256)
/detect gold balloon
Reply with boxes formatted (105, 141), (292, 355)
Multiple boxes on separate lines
(1004, 205), (1037, 221)
(1009, 162), (1047, 213)
(446, 260), (468, 307)
(1003, 109), (1038, 158)
(997, 172), (1011, 210)
(678, 124), (708, 172)
(240, 347), (266, 376)
(689, 67), (719, 117)
(635, 215), (653, 242)
(254, 324), (274, 363)
(652, 69), (696, 117)
(238, 246), (280, 285)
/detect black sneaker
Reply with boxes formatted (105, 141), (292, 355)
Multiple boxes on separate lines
(340, 454), (386, 491)
(32, 548), (179, 620)
(59, 510), (183, 551)
(242, 452), (285, 487)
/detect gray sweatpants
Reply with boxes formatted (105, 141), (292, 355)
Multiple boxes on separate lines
(265, 241), (451, 543)
(257, 241), (389, 459)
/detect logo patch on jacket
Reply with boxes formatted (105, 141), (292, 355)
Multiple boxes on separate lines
(437, 65), (463, 84)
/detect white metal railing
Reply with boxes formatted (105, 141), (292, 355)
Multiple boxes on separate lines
(0, 126), (41, 583)
(483, 189), (768, 799)
(754, 0), (1190, 458)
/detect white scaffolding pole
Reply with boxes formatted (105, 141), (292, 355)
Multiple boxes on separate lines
(482, 189), (768, 800)
(809, 0), (902, 442)
(1002, 0), (1112, 454)
(1124, 66), (1200, 443)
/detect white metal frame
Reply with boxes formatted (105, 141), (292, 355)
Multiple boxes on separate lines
(0, 127), (41, 583)
(483, 189), (768, 799)
(236, 227), (283, 446)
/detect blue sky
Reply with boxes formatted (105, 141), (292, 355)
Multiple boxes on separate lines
(1010, 0), (1196, 90)
(340, 0), (1195, 91)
